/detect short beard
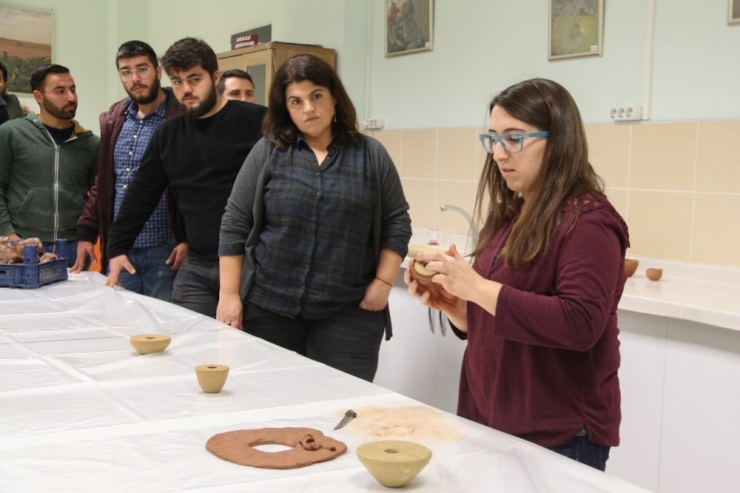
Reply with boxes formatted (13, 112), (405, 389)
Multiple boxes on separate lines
(182, 84), (217, 119)
(128, 77), (161, 105)
(43, 99), (76, 120)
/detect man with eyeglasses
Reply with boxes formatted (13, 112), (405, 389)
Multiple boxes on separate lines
(105, 37), (266, 318)
(72, 41), (186, 302)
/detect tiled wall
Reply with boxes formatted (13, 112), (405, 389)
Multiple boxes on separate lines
(370, 120), (740, 269)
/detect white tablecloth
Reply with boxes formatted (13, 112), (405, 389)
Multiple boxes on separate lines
(0, 273), (649, 492)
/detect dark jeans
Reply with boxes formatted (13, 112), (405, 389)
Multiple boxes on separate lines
(242, 302), (385, 382)
(171, 253), (220, 317)
(43, 240), (80, 269)
(548, 434), (610, 472)
(110, 241), (176, 302)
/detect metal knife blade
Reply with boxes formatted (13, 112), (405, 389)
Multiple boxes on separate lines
(333, 409), (357, 430)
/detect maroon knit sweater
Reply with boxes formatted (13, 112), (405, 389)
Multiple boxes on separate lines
(458, 193), (629, 448)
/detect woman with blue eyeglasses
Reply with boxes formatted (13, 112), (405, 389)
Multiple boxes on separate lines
(405, 78), (629, 472)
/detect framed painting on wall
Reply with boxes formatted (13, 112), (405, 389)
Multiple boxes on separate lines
(0, 3), (54, 94)
(385, 0), (433, 57)
(548, 0), (604, 60)
(730, 0), (740, 25)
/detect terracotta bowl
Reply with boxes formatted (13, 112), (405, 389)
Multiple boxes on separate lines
(624, 258), (639, 277)
(356, 440), (432, 488)
(646, 268), (663, 281)
(409, 260), (436, 286)
(130, 334), (171, 355)
(195, 364), (230, 393)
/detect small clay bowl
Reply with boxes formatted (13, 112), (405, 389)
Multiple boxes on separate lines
(624, 258), (639, 277)
(357, 440), (432, 488)
(646, 268), (663, 281)
(195, 364), (230, 393)
(410, 260), (435, 286)
(130, 334), (171, 355)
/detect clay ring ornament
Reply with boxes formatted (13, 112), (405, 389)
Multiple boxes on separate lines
(206, 427), (347, 469)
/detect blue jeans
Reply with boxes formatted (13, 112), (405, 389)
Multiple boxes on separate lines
(43, 240), (79, 269)
(547, 434), (610, 471)
(171, 253), (220, 317)
(242, 302), (385, 382)
(109, 241), (176, 302)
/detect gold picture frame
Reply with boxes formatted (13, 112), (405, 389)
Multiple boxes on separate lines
(385, 0), (433, 57)
(730, 0), (740, 25)
(0, 2), (54, 94)
(548, 0), (604, 61)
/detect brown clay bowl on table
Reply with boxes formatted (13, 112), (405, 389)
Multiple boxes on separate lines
(356, 440), (432, 488)
(129, 334), (171, 355)
(624, 258), (639, 277)
(646, 268), (663, 281)
(195, 364), (230, 393)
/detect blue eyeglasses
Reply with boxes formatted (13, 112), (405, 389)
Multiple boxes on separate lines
(478, 131), (549, 154)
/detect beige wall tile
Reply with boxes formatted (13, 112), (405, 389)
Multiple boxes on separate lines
(474, 128), (488, 182)
(585, 124), (630, 189)
(696, 121), (740, 194)
(630, 122), (697, 191)
(370, 130), (402, 175)
(400, 129), (437, 179)
(437, 128), (478, 181)
(401, 178), (435, 231)
(435, 181), (478, 234)
(627, 191), (693, 260)
(691, 193), (740, 268)
(605, 188), (629, 222)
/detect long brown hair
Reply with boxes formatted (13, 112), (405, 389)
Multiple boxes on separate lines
(262, 55), (358, 150)
(473, 78), (604, 267)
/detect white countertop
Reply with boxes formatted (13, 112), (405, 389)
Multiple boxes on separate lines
(405, 230), (740, 333)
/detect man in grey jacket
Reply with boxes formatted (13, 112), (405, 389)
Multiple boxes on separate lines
(0, 64), (99, 267)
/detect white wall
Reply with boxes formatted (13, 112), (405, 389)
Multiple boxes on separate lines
(7, 0), (739, 130)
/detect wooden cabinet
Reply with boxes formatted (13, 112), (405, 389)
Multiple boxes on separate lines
(216, 42), (336, 105)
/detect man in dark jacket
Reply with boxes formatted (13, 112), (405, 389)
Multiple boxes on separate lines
(0, 61), (24, 125)
(0, 64), (98, 267)
(72, 41), (186, 302)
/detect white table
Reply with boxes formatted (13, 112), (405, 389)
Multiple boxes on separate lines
(0, 273), (649, 492)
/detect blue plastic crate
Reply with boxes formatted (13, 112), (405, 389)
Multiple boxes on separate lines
(0, 239), (68, 289)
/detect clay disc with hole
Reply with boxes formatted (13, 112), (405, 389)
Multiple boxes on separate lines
(206, 427), (347, 469)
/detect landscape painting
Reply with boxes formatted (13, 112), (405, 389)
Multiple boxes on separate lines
(0, 3), (53, 94)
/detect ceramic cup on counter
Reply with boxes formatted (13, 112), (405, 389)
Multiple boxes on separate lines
(646, 268), (663, 281)
(624, 258), (639, 277)
(195, 364), (230, 393)
(356, 440), (432, 488)
(130, 334), (171, 355)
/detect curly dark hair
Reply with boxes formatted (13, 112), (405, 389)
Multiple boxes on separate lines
(160, 37), (218, 77)
(262, 54), (357, 150)
(115, 40), (159, 69)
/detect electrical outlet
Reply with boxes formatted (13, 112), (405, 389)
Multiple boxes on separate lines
(361, 118), (385, 130)
(609, 105), (643, 122)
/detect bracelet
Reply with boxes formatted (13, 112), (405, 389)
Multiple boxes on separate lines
(375, 277), (393, 287)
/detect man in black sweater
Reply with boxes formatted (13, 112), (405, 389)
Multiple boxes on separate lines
(106, 37), (266, 317)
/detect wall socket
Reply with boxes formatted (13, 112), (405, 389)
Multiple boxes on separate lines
(609, 106), (643, 121)
(361, 118), (385, 130)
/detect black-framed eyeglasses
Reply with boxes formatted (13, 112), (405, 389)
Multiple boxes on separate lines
(119, 66), (152, 81)
(478, 131), (549, 154)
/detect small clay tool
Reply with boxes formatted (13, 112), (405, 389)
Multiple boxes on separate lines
(334, 409), (357, 430)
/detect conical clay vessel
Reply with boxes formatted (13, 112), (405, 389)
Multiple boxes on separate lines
(356, 440), (432, 488)
(195, 364), (229, 393)
(130, 334), (171, 355)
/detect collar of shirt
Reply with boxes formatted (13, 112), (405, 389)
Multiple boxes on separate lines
(125, 97), (167, 121)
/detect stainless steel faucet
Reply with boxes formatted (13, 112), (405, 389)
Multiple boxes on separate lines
(440, 205), (479, 246)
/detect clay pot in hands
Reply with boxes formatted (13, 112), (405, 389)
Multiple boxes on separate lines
(130, 334), (171, 355)
(646, 268), (663, 281)
(410, 260), (436, 286)
(624, 258), (639, 277)
(356, 440), (432, 488)
(195, 364), (230, 393)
